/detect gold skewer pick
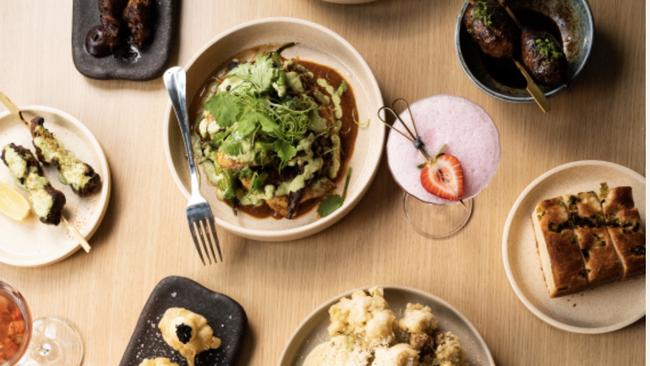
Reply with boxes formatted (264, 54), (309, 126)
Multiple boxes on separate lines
(496, 0), (550, 112)
(513, 60), (550, 113)
(0, 91), (92, 253)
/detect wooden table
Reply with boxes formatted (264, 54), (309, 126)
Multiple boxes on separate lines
(0, 0), (645, 365)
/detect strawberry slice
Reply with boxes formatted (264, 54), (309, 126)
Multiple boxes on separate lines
(420, 153), (465, 201)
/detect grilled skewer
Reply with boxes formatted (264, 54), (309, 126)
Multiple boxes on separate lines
(521, 28), (568, 87)
(123, 0), (155, 48)
(85, 0), (127, 57)
(29, 117), (102, 196)
(1, 144), (66, 225)
(0, 91), (93, 253)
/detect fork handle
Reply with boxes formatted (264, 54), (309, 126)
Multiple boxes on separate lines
(164, 67), (200, 191)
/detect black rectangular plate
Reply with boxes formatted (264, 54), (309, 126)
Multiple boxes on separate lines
(72, 0), (178, 80)
(119, 276), (247, 366)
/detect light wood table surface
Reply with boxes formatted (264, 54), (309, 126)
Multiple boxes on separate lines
(0, 0), (645, 365)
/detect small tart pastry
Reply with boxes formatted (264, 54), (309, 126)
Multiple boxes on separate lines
(138, 358), (179, 366)
(158, 308), (221, 366)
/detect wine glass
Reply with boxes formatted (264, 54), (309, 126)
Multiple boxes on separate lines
(383, 95), (500, 239)
(0, 281), (83, 366)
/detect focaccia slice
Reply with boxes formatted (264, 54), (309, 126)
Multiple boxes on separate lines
(574, 227), (622, 285)
(601, 185), (635, 220)
(564, 191), (605, 227)
(607, 208), (645, 279)
(533, 198), (588, 297)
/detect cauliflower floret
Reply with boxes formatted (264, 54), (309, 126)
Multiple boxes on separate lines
(303, 335), (372, 366)
(328, 288), (396, 348)
(399, 303), (437, 335)
(398, 303), (437, 351)
(434, 332), (465, 366)
(371, 343), (420, 366)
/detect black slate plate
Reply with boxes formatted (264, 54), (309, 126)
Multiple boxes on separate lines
(119, 276), (247, 366)
(72, 0), (178, 80)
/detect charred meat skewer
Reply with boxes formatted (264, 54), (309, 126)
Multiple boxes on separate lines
(521, 28), (568, 87)
(1, 144), (66, 225)
(123, 0), (155, 48)
(29, 117), (102, 196)
(85, 0), (128, 57)
(463, 0), (519, 59)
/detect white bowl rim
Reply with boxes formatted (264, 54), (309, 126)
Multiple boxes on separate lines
(0, 105), (112, 267)
(501, 160), (646, 334)
(278, 284), (496, 365)
(162, 16), (385, 240)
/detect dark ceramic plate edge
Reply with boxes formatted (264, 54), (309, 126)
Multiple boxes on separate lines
(119, 276), (247, 366)
(71, 0), (178, 81)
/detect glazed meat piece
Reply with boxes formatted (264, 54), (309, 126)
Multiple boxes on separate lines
(85, 0), (127, 57)
(463, 0), (519, 59)
(1, 144), (66, 225)
(29, 117), (102, 196)
(521, 28), (567, 86)
(123, 0), (155, 48)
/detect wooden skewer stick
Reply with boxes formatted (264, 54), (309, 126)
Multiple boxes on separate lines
(0, 91), (92, 253)
(62, 217), (91, 253)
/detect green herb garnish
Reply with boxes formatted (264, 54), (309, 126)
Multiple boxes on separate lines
(197, 47), (352, 218)
(318, 168), (352, 217)
(473, 0), (493, 27)
(534, 37), (563, 60)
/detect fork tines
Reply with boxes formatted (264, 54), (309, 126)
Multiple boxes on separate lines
(187, 203), (223, 265)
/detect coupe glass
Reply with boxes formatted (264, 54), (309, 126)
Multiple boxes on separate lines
(0, 281), (83, 366)
(384, 96), (500, 239)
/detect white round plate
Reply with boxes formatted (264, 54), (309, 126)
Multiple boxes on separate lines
(502, 160), (645, 334)
(279, 286), (495, 366)
(0, 106), (111, 267)
(163, 17), (384, 242)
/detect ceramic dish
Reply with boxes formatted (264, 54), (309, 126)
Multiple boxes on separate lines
(119, 276), (247, 366)
(163, 17), (384, 242)
(0, 106), (111, 267)
(279, 286), (495, 365)
(502, 160), (645, 333)
(455, 0), (594, 102)
(71, 0), (178, 80)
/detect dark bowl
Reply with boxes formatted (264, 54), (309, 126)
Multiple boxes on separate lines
(455, 0), (594, 103)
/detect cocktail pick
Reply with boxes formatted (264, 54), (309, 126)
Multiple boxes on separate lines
(377, 98), (468, 207)
(378, 98), (431, 160)
(0, 91), (92, 253)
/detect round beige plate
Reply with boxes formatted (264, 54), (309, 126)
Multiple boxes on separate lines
(502, 160), (645, 334)
(279, 286), (495, 366)
(0, 106), (111, 267)
(163, 17), (385, 242)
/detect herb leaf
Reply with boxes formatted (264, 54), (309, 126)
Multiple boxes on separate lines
(317, 195), (344, 218)
(205, 93), (241, 127)
(272, 139), (297, 163)
(318, 168), (352, 217)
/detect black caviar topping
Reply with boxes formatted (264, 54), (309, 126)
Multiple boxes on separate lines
(176, 323), (193, 344)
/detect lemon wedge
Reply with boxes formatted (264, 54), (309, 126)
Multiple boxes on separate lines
(0, 182), (30, 221)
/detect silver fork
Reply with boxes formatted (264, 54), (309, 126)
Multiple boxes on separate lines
(163, 66), (223, 264)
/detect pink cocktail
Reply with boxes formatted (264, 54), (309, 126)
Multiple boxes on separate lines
(385, 95), (500, 238)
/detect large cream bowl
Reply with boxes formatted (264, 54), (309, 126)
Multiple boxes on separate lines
(163, 17), (384, 242)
